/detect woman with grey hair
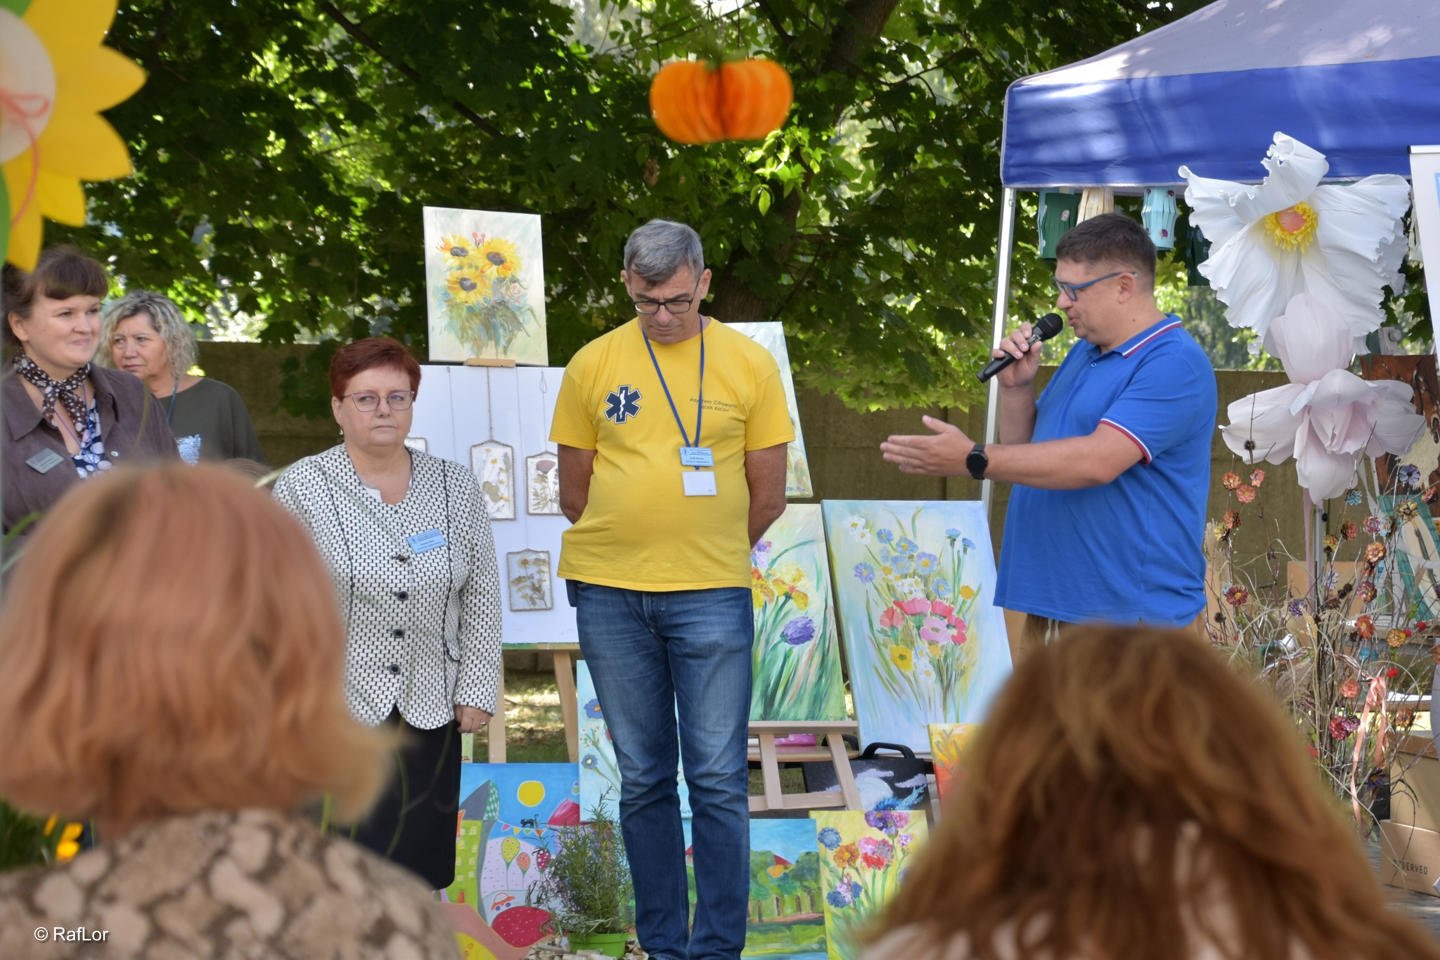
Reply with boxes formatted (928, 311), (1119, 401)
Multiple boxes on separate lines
(100, 291), (264, 464)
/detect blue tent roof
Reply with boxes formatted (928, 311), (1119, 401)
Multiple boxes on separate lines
(1001, 0), (1440, 188)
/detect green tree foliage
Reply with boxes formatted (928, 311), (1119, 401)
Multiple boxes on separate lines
(53, 0), (1208, 414)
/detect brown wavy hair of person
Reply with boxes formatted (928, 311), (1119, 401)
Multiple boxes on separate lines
(2, 245), (110, 348)
(328, 336), (421, 400)
(0, 463), (395, 835)
(866, 624), (1440, 960)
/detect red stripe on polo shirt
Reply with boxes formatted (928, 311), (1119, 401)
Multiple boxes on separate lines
(1100, 419), (1151, 464)
(1121, 319), (1183, 357)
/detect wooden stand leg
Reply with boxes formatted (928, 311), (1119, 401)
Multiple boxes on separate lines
(826, 731), (863, 810)
(553, 650), (579, 763)
(757, 732), (785, 811)
(487, 662), (506, 763)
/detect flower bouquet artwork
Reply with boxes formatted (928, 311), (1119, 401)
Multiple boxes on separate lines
(811, 810), (927, 960)
(729, 322), (813, 498)
(577, 661), (691, 821)
(750, 504), (846, 723)
(443, 763), (581, 958)
(423, 207), (548, 364)
(821, 500), (1011, 754)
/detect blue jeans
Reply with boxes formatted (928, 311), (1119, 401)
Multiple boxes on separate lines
(572, 581), (753, 960)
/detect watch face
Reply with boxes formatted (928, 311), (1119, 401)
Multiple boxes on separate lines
(967, 447), (986, 479)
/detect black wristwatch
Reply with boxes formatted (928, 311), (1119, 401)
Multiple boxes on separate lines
(966, 442), (988, 480)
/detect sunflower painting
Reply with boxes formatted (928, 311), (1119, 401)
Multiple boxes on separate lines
(423, 207), (548, 364)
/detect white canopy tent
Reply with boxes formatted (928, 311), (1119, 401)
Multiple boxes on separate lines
(981, 0), (1440, 509)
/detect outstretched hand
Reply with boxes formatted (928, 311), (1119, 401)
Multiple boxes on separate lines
(880, 415), (975, 476)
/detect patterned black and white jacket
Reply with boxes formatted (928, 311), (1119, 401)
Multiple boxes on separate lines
(273, 444), (502, 728)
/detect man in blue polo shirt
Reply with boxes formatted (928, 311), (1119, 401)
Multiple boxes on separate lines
(881, 212), (1216, 654)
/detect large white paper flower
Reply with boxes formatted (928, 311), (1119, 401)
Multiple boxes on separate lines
(1180, 133), (1410, 350)
(1220, 294), (1423, 502)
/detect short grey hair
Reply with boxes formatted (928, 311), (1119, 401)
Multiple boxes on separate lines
(623, 219), (705, 283)
(98, 291), (199, 375)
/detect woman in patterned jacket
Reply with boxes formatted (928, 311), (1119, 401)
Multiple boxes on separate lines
(0, 463), (459, 958)
(272, 336), (502, 889)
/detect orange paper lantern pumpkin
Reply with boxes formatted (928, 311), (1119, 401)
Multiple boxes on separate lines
(649, 59), (792, 144)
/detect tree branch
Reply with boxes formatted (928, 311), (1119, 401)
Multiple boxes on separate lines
(313, 0), (501, 138)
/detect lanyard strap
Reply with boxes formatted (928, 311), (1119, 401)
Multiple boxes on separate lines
(641, 321), (705, 455)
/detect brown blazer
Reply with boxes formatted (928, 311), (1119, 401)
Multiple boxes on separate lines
(2, 365), (177, 544)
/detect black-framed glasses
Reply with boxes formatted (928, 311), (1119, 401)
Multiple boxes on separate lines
(1051, 271), (1135, 301)
(631, 279), (701, 316)
(344, 390), (414, 412)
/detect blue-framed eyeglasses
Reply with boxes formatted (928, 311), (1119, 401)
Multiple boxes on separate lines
(1051, 271), (1135, 300)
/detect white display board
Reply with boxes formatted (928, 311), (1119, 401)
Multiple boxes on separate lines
(410, 364), (576, 647)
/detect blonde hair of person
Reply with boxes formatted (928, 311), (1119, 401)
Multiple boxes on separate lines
(0, 463), (393, 834)
(97, 289), (199, 375)
(868, 624), (1440, 960)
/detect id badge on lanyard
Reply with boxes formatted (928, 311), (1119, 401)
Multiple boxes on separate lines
(643, 325), (716, 496)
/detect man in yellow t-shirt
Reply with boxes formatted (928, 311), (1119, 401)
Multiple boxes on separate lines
(550, 219), (791, 960)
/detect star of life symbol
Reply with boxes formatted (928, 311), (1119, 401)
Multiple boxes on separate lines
(605, 385), (642, 424)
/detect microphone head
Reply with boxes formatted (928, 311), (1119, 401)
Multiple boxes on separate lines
(1036, 313), (1065, 340)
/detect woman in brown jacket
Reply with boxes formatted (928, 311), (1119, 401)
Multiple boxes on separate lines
(2, 247), (174, 555)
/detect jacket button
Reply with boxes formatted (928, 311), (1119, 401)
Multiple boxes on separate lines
(395, 590), (408, 601)
(387, 664), (400, 674)
(393, 628), (404, 638)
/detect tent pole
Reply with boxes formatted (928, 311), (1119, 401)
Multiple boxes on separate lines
(980, 187), (1018, 521)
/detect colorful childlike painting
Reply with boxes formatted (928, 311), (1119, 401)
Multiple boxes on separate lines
(821, 500), (1012, 754)
(729, 322), (813, 498)
(424, 207), (548, 365)
(751, 504), (846, 723)
(442, 763), (580, 957)
(578, 661), (691, 820)
(811, 810), (928, 960)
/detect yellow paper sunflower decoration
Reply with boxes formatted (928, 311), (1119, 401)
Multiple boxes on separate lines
(1, 0), (146, 269)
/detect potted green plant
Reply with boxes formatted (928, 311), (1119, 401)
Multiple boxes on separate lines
(536, 799), (634, 957)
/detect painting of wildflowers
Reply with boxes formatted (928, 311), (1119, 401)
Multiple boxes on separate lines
(577, 660), (692, 821)
(821, 500), (1011, 754)
(423, 206), (548, 365)
(730, 322), (813, 499)
(811, 810), (927, 960)
(751, 504), (846, 722)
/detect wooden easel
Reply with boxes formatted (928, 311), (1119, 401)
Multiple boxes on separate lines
(747, 720), (863, 812)
(481, 644), (583, 763)
(462, 357), (517, 367)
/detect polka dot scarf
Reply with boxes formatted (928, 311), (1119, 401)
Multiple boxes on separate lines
(12, 351), (90, 436)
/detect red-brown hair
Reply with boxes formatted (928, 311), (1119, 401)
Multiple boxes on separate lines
(0, 464), (394, 832)
(328, 337), (421, 400)
(868, 624), (1440, 960)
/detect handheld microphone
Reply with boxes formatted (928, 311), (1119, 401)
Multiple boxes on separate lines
(976, 313), (1065, 383)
